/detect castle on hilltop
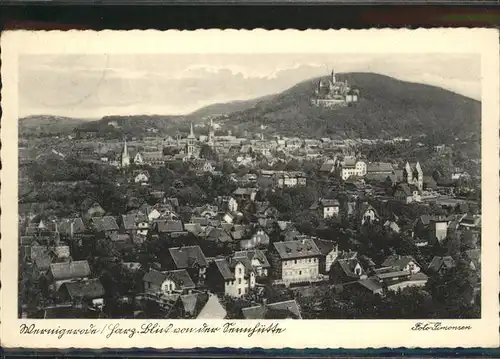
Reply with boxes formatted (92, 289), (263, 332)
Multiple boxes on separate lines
(311, 70), (359, 108)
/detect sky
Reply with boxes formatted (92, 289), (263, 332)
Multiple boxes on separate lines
(19, 53), (481, 119)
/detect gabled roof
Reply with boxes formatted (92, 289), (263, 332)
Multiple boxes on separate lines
(184, 223), (203, 236)
(381, 255), (418, 270)
(122, 214), (149, 230)
(155, 220), (184, 233)
(169, 246), (208, 269)
(50, 260), (91, 281)
(92, 216), (119, 232)
(206, 227), (232, 242)
(242, 300), (302, 319)
(213, 258), (235, 280)
(337, 259), (364, 278)
(58, 218), (86, 235)
(313, 239), (338, 256)
(273, 238), (321, 260)
(143, 269), (196, 289)
(234, 249), (271, 268)
(358, 202), (378, 218)
(196, 293), (227, 319)
(61, 278), (105, 300)
(179, 292), (209, 317)
(428, 256), (455, 272)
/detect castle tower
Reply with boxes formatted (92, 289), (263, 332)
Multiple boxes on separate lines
(121, 139), (130, 168)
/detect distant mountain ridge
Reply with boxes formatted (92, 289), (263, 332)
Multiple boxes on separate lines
(220, 72), (481, 139)
(187, 94), (275, 118)
(22, 73), (481, 141)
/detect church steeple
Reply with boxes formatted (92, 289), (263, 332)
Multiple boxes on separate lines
(331, 69), (336, 84)
(187, 122), (195, 139)
(121, 138), (130, 168)
(208, 118), (215, 144)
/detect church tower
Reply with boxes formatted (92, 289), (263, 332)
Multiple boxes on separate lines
(186, 123), (196, 157)
(331, 69), (336, 84)
(121, 139), (130, 168)
(208, 118), (215, 145)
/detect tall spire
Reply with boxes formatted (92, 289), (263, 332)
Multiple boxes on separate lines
(188, 122), (195, 139)
(331, 69), (336, 84)
(123, 138), (129, 157)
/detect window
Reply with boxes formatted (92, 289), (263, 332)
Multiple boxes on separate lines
(238, 268), (242, 275)
(238, 278), (241, 285)
(238, 288), (241, 295)
(294, 260), (297, 264)
(299, 270), (302, 275)
(309, 258), (311, 263)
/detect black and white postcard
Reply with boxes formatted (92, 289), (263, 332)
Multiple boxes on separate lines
(1, 29), (499, 349)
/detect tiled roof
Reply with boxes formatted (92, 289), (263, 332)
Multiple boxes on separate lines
(196, 293), (227, 319)
(191, 217), (209, 226)
(428, 256), (455, 272)
(58, 218), (86, 235)
(143, 269), (195, 289)
(50, 260), (91, 281)
(313, 239), (338, 256)
(122, 214), (149, 231)
(62, 278), (105, 300)
(273, 238), (321, 260)
(376, 270), (411, 280)
(356, 278), (383, 293)
(242, 300), (302, 319)
(156, 220), (184, 233)
(366, 162), (393, 173)
(214, 258), (235, 280)
(52, 246), (70, 259)
(184, 223), (203, 236)
(381, 255), (418, 270)
(206, 228), (232, 242)
(234, 249), (271, 268)
(169, 246), (208, 269)
(180, 292), (209, 316)
(92, 216), (119, 232)
(337, 259), (364, 278)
